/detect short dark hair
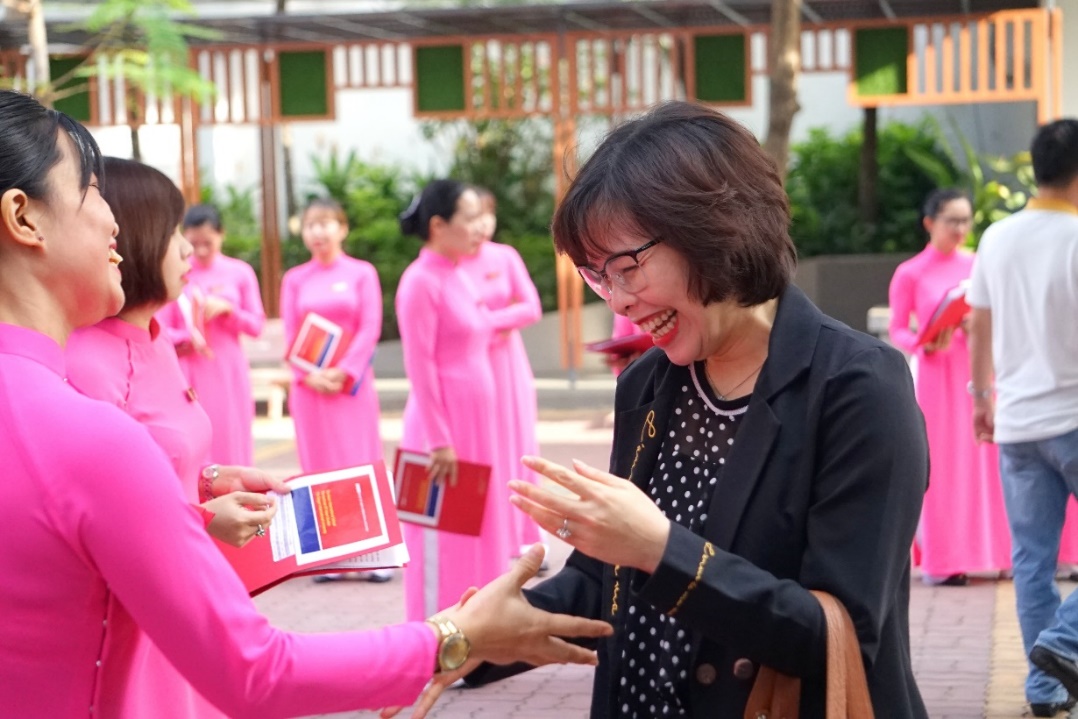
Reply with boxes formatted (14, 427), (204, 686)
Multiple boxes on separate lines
(399, 179), (468, 241)
(101, 157), (186, 310)
(303, 197), (348, 226)
(552, 101), (796, 307)
(1031, 119), (1078, 189)
(922, 188), (970, 221)
(183, 204), (223, 231)
(0, 90), (103, 201)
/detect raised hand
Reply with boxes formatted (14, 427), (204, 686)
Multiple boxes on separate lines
(510, 456), (671, 573)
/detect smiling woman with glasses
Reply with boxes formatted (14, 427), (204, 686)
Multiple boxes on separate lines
(464, 101), (931, 718)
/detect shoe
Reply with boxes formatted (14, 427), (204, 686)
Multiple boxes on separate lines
(1029, 698), (1076, 717)
(361, 569), (394, 583)
(1031, 645), (1078, 698)
(939, 573), (969, 586)
(312, 573), (344, 583)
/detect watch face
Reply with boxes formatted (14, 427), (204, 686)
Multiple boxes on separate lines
(441, 634), (471, 671)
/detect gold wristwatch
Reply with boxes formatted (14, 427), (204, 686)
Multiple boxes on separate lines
(425, 617), (471, 673)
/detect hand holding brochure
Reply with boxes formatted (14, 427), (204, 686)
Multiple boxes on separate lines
(394, 449), (490, 536)
(917, 281), (971, 347)
(286, 312), (362, 395)
(216, 462), (406, 595)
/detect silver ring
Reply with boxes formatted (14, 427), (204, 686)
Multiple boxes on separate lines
(255, 524), (266, 537)
(556, 517), (571, 540)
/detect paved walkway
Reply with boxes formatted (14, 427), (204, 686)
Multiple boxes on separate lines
(249, 414), (1076, 719)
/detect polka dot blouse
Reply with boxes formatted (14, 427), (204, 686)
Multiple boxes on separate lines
(615, 360), (751, 717)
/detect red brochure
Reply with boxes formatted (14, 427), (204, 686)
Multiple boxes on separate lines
(393, 449), (490, 537)
(285, 312), (362, 395)
(916, 283), (970, 347)
(584, 333), (654, 357)
(216, 462), (406, 596)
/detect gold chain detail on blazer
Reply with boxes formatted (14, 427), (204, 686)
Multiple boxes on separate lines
(669, 542), (715, 616)
(613, 410), (659, 616)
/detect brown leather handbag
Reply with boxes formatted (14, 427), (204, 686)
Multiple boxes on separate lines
(743, 591), (875, 719)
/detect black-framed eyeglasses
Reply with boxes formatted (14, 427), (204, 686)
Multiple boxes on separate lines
(576, 238), (663, 300)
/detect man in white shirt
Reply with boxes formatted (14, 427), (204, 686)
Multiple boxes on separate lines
(968, 118), (1078, 717)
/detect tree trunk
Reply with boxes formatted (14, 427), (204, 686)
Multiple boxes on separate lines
(858, 106), (878, 225)
(130, 124), (142, 162)
(27, 0), (50, 98)
(275, 0), (298, 227)
(763, 0), (802, 180)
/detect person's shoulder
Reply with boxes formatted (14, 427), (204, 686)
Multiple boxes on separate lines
(221, 254), (258, 277)
(33, 386), (154, 461)
(281, 260), (311, 283)
(66, 326), (128, 401)
(342, 254), (378, 276)
(815, 313), (908, 376)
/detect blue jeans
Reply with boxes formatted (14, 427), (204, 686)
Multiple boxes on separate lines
(1000, 427), (1078, 703)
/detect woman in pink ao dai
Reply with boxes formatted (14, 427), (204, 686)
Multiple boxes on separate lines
(158, 204), (266, 466)
(66, 157), (282, 718)
(460, 189), (544, 555)
(396, 180), (516, 621)
(281, 198), (384, 472)
(889, 189), (1011, 584)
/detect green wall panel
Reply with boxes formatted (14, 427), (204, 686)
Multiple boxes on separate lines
(693, 34), (747, 104)
(50, 56), (92, 122)
(854, 27), (909, 96)
(278, 50), (329, 117)
(415, 45), (466, 112)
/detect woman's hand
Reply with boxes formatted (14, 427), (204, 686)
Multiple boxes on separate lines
(213, 465), (290, 495)
(510, 456), (671, 574)
(381, 545), (612, 719)
(923, 326), (955, 354)
(202, 295), (233, 321)
(303, 368), (345, 394)
(428, 446), (458, 486)
(204, 491), (277, 547)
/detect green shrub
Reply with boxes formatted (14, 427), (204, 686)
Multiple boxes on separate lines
(786, 120), (960, 257)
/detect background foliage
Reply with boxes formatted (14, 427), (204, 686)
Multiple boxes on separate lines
(786, 120), (960, 257)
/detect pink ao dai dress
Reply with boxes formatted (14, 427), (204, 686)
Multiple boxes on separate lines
(0, 322), (437, 718)
(396, 247), (516, 621)
(461, 241), (543, 553)
(281, 255), (384, 472)
(158, 254), (265, 466)
(889, 244), (1012, 577)
(66, 317), (226, 718)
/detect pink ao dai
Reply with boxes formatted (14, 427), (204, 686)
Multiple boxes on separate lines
(66, 317), (227, 718)
(461, 241), (543, 552)
(889, 244), (1012, 576)
(396, 247), (515, 621)
(158, 254), (265, 466)
(0, 323), (437, 719)
(281, 255), (384, 472)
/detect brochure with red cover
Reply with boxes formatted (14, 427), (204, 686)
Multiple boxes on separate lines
(393, 449), (490, 537)
(584, 333), (654, 357)
(285, 312), (362, 396)
(916, 283), (971, 347)
(216, 462), (406, 596)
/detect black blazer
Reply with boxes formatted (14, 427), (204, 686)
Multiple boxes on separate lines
(469, 286), (929, 718)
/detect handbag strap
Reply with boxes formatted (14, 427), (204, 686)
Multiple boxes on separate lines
(743, 591), (874, 719)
